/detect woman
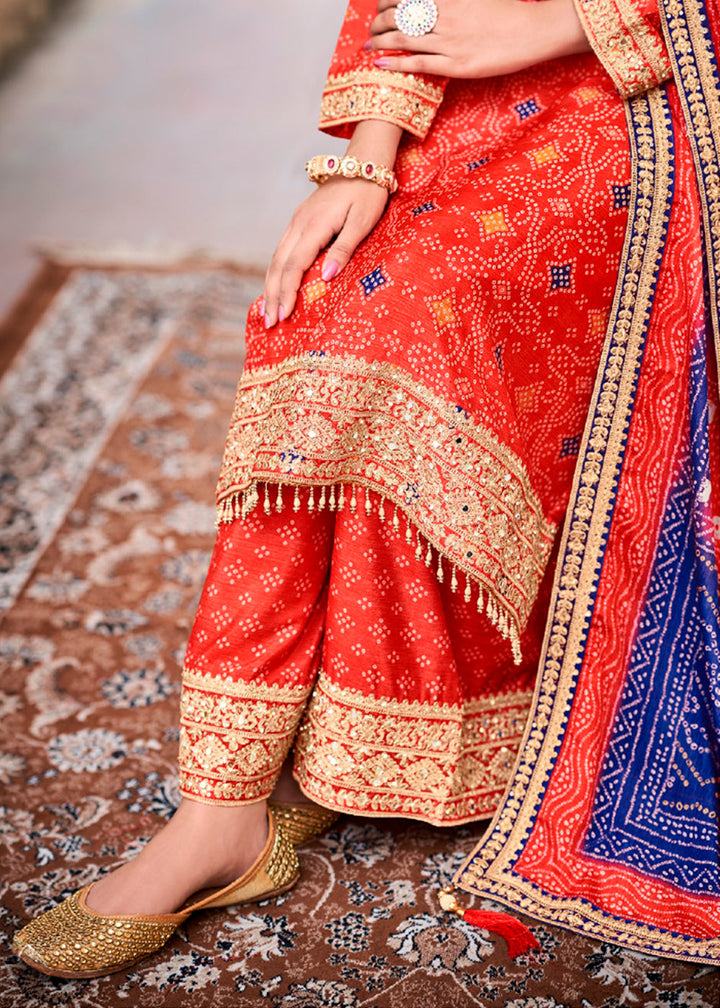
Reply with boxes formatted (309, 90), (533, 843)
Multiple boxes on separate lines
(13, 0), (719, 977)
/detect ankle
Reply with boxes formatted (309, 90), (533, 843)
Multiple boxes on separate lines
(270, 760), (307, 804)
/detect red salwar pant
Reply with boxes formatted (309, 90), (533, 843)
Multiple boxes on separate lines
(179, 492), (552, 825)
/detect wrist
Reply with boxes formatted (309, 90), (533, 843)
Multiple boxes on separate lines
(535, 0), (591, 61)
(346, 119), (403, 170)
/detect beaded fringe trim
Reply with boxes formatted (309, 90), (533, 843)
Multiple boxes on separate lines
(217, 481), (522, 664)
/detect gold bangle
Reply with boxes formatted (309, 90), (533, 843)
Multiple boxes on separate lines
(305, 154), (398, 194)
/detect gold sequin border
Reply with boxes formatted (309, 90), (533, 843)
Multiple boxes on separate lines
(295, 676), (534, 825)
(452, 90), (720, 964)
(320, 69), (445, 139)
(573, 0), (672, 97)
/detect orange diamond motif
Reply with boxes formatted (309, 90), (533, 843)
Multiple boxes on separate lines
(398, 147), (423, 167)
(576, 86), (605, 104)
(478, 210), (509, 236)
(589, 308), (609, 337)
(517, 386), (537, 411)
(431, 296), (456, 327)
(304, 279), (328, 306)
(530, 143), (560, 167)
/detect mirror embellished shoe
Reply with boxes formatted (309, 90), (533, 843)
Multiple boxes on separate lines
(268, 800), (340, 847)
(11, 808), (299, 980)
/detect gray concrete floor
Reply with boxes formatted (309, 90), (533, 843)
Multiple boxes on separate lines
(0, 0), (346, 319)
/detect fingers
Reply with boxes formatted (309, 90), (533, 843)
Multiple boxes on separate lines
(374, 53), (450, 74)
(323, 202), (382, 278)
(263, 212), (337, 327)
(369, 4), (441, 51)
(369, 7), (399, 35)
(262, 182), (387, 328)
(368, 22), (441, 54)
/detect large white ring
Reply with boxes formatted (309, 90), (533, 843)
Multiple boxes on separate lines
(394, 0), (438, 38)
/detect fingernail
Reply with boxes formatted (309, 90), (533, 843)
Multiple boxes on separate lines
(363, 39), (372, 50)
(278, 305), (285, 322)
(264, 312), (271, 329)
(374, 58), (389, 69)
(260, 297), (265, 314)
(322, 261), (339, 282)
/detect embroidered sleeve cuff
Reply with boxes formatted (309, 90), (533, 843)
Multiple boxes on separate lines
(572, 0), (672, 98)
(319, 69), (446, 140)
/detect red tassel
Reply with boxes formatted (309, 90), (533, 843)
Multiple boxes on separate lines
(462, 908), (540, 959)
(438, 889), (540, 959)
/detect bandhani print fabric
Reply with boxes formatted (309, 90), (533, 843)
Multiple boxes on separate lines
(180, 2), (636, 821)
(216, 49), (635, 659)
(454, 0), (720, 965)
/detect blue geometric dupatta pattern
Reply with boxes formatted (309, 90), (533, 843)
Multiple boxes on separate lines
(453, 0), (720, 964)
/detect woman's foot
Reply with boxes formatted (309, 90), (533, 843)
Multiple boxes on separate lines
(84, 757), (325, 917)
(13, 804), (299, 979)
(85, 798), (269, 916)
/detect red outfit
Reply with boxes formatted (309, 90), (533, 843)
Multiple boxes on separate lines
(178, 0), (639, 824)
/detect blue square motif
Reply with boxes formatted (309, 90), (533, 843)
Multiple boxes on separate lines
(550, 264), (572, 289)
(612, 184), (631, 209)
(560, 435), (580, 458)
(515, 99), (541, 120)
(360, 267), (387, 296)
(412, 201), (436, 216)
(467, 158), (488, 171)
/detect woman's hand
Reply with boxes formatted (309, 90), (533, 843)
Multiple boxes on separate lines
(262, 178), (388, 328)
(262, 118), (402, 328)
(368, 0), (589, 79)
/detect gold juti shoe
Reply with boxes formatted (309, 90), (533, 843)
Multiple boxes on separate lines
(11, 809), (299, 980)
(268, 800), (340, 847)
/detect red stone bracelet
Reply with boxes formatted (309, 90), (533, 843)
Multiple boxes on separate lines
(305, 154), (398, 194)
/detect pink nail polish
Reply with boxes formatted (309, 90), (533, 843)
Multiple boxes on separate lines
(278, 305), (285, 322)
(363, 39), (372, 51)
(264, 312), (271, 329)
(322, 261), (339, 282)
(374, 58), (389, 69)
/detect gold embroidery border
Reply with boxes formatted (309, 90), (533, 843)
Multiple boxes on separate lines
(320, 69), (445, 139)
(178, 668), (314, 803)
(296, 675), (534, 825)
(661, 0), (720, 382)
(453, 91), (720, 963)
(216, 352), (556, 659)
(573, 0), (672, 97)
(181, 668), (313, 702)
(221, 354), (546, 521)
(178, 666), (534, 824)
(306, 675), (533, 723)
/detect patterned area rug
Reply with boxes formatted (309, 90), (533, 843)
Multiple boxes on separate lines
(1, 261), (718, 1008)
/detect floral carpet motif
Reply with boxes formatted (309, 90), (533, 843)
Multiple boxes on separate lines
(1, 262), (718, 1007)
